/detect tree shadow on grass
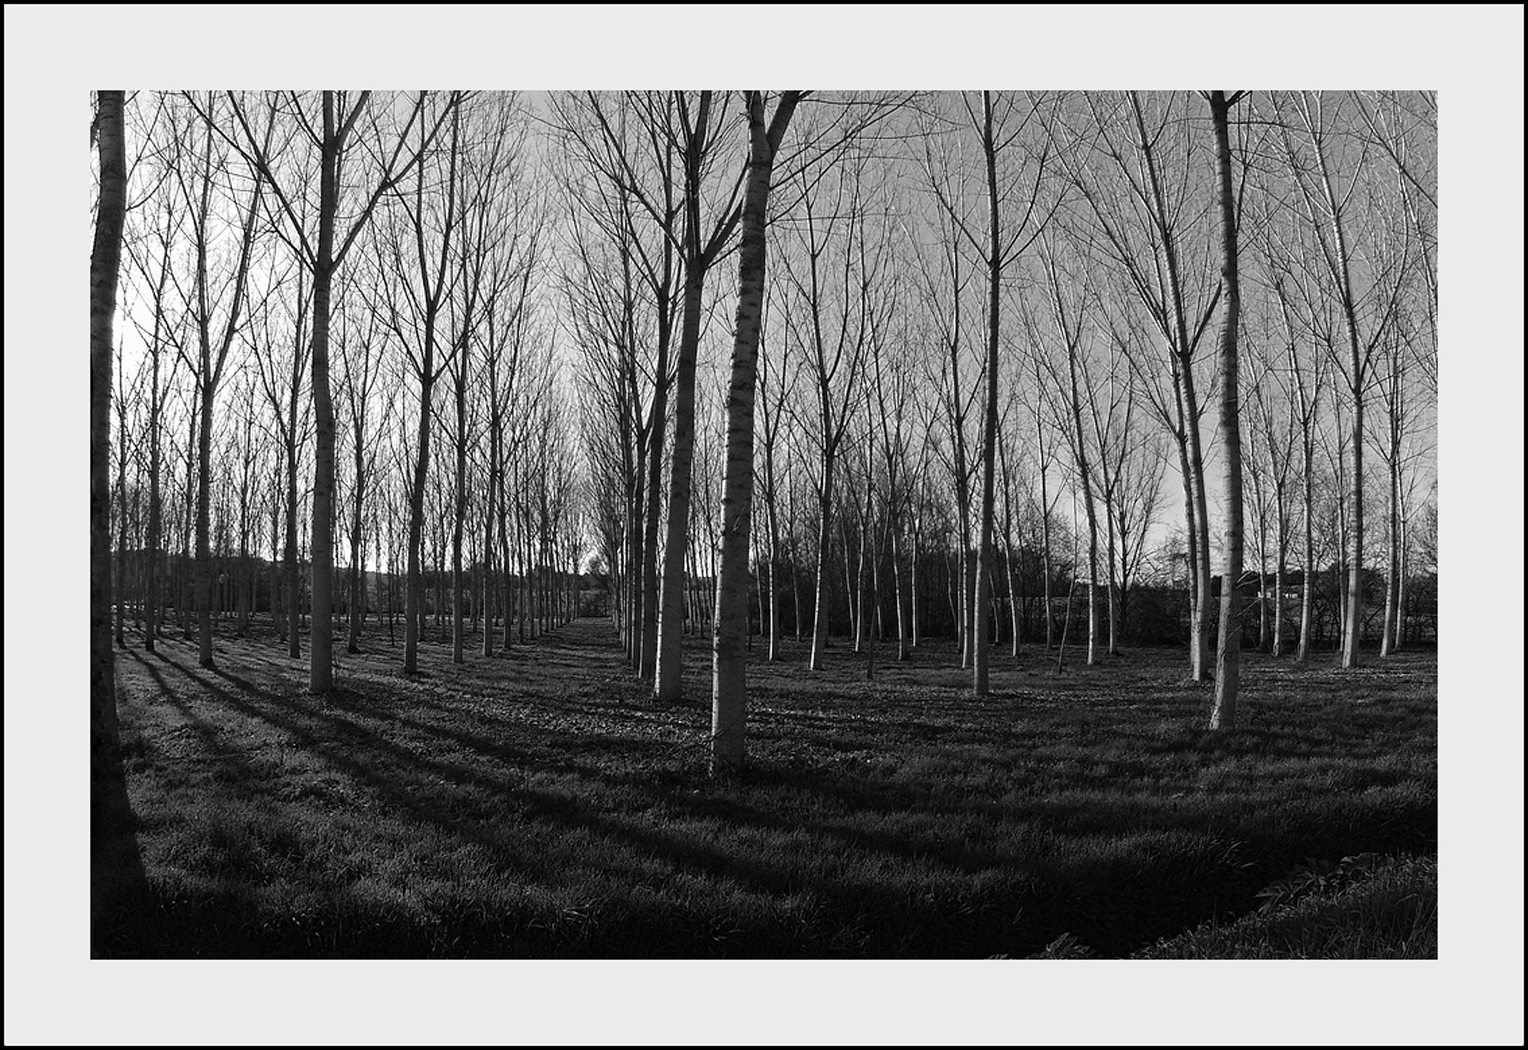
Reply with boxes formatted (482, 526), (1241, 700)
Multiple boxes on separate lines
(94, 652), (159, 957)
(92, 744), (146, 957)
(109, 626), (1436, 958)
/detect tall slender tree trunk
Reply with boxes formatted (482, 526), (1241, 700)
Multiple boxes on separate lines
(1208, 90), (1245, 731)
(1060, 318), (1101, 669)
(484, 415), (499, 658)
(91, 92), (144, 956)
(1381, 398), (1402, 656)
(1169, 420), (1197, 668)
(1255, 499), (1270, 651)
(972, 94), (1002, 696)
(145, 349), (164, 653)
(195, 386), (217, 662)
(92, 89), (128, 834)
(114, 394), (128, 648)
(1003, 534), (1020, 659)
(657, 263), (706, 699)
(285, 424), (301, 657)
(347, 409), (366, 652)
(1123, 95), (1211, 680)
(640, 316), (671, 683)
(766, 486), (782, 662)
(1037, 413), (1054, 651)
(236, 417), (254, 637)
(627, 444), (645, 663)
(856, 465), (875, 656)
(1273, 494), (1287, 656)
(1182, 381), (1213, 680)
(452, 372), (467, 665)
(1306, 123), (1369, 667)
(893, 524), (909, 661)
(809, 463), (835, 671)
(842, 520), (857, 647)
(711, 90), (800, 776)
(1298, 433), (1315, 662)
(792, 533), (805, 642)
(303, 93), (343, 692)
(1396, 511), (1409, 650)
(1104, 498), (1120, 656)
(961, 533), (975, 668)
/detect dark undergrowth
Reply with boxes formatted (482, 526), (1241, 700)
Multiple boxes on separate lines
(1134, 853), (1437, 958)
(97, 617), (1436, 958)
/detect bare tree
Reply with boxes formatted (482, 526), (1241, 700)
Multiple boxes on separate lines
(655, 91), (752, 702)
(227, 89), (450, 692)
(444, 97), (523, 665)
(1272, 90), (1412, 669)
(1254, 213), (1332, 663)
(337, 263), (383, 654)
(1240, 304), (1299, 657)
(551, 91), (687, 681)
(176, 92), (267, 669)
(1208, 90), (1248, 731)
(564, 158), (652, 661)
(1047, 91), (1221, 680)
(869, 263), (916, 662)
(914, 112), (982, 668)
(122, 150), (187, 653)
(1034, 242), (1103, 668)
(927, 92), (1055, 695)
(250, 262), (313, 658)
(778, 153), (887, 672)
(756, 274), (796, 661)
(712, 90), (804, 776)
(90, 89), (130, 926)
(352, 93), (466, 675)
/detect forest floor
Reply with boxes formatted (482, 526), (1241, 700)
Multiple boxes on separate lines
(96, 615), (1437, 958)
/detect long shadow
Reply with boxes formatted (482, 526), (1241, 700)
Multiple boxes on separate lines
(128, 646), (1040, 953)
(114, 628), (1437, 957)
(95, 648), (165, 957)
(92, 735), (146, 957)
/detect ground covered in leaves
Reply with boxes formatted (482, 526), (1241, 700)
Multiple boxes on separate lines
(98, 616), (1437, 958)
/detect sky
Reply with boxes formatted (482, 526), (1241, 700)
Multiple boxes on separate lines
(5, 4), (1524, 1046)
(100, 86), (1436, 581)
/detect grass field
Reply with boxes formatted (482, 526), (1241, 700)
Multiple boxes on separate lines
(95, 616), (1437, 958)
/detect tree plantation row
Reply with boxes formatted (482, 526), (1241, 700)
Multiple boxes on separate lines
(91, 90), (1437, 782)
(107, 531), (1436, 667)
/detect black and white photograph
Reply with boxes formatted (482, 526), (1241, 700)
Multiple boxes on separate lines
(7, 4), (1524, 1046)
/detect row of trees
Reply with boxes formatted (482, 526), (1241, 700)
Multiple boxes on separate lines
(561, 91), (1435, 766)
(104, 92), (593, 679)
(94, 90), (1436, 781)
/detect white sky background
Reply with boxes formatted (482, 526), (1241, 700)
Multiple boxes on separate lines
(97, 81), (1441, 582)
(5, 4), (1523, 1046)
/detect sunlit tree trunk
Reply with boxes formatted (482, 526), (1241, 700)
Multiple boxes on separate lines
(1208, 90), (1246, 731)
(639, 246), (673, 683)
(1380, 347), (1404, 657)
(1273, 482), (1288, 657)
